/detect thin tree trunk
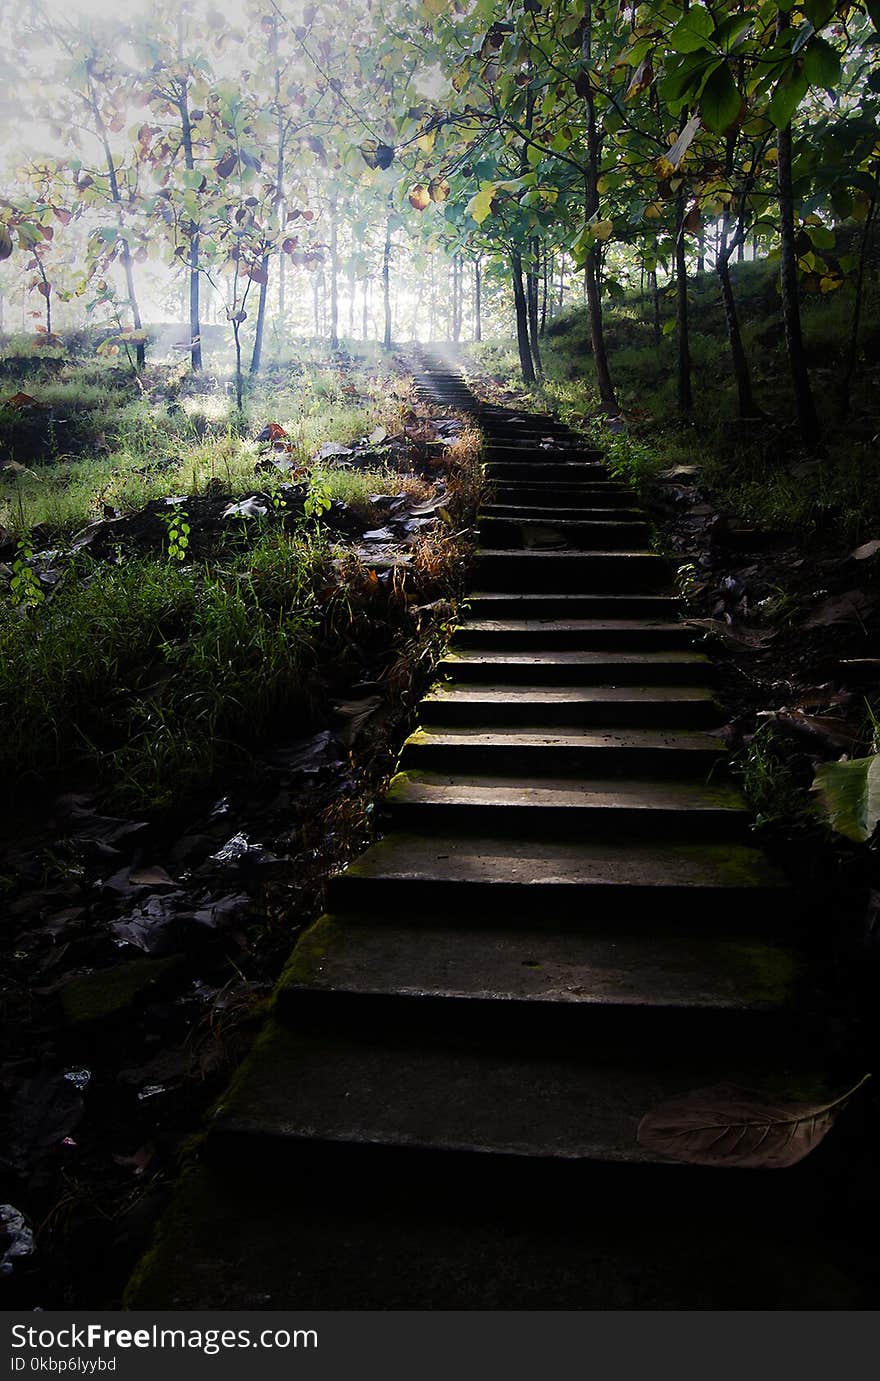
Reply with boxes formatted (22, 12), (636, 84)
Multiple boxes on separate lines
(512, 250), (536, 384)
(675, 185), (693, 413)
(777, 93), (819, 443)
(717, 238), (756, 416)
(838, 195), (876, 420)
(650, 269), (661, 345)
(582, 4), (618, 413)
(88, 77), (145, 368)
(251, 22), (284, 374)
(527, 239), (543, 377)
(382, 205), (392, 350)
(540, 250), (549, 335)
(363, 278), (369, 341)
(178, 89), (202, 371)
(329, 191), (339, 349)
(474, 257), (482, 342)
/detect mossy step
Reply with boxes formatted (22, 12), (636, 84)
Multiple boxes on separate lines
(385, 769), (749, 838)
(419, 683), (720, 729)
(439, 649), (713, 686)
(478, 517), (652, 551)
(278, 915), (800, 1022)
(481, 504), (646, 522)
(206, 1020), (825, 1174)
(485, 463), (609, 483)
(327, 830), (786, 926)
(452, 618), (693, 651)
(125, 1141), (866, 1309)
(464, 592), (681, 618)
(399, 724), (724, 779)
(472, 550), (672, 592)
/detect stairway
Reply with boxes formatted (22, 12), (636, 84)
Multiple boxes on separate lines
(127, 359), (864, 1310)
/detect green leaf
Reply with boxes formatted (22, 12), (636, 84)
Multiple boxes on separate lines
(699, 62), (741, 133)
(803, 36), (841, 90)
(804, 0), (836, 28)
(812, 754), (880, 843)
(466, 184), (495, 225)
(767, 66), (808, 128)
(669, 5), (715, 54)
(792, 21), (815, 54)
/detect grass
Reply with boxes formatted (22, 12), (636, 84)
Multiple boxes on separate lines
(0, 533), (326, 810)
(0, 345), (418, 537)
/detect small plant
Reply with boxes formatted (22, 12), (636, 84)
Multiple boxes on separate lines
(9, 537), (45, 609)
(304, 473), (332, 520)
(159, 497), (191, 562)
(675, 562), (698, 600)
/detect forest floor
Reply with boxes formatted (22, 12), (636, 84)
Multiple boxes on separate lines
(0, 346), (485, 1306)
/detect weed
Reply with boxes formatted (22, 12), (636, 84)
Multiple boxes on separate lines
(158, 498), (191, 562)
(9, 537), (46, 609)
(731, 723), (814, 830)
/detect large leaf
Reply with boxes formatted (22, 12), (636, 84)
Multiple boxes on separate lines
(803, 36), (841, 90)
(466, 184), (495, 225)
(699, 61), (741, 134)
(812, 754), (880, 843)
(0, 225), (12, 260)
(638, 1076), (870, 1168)
(767, 66), (808, 128)
(669, 4), (715, 53)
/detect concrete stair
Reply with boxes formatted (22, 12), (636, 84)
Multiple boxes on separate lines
(126, 354), (857, 1310)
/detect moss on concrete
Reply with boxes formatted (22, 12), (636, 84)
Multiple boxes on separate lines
(61, 955), (182, 1025)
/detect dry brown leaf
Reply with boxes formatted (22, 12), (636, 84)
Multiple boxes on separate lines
(637, 1075), (870, 1169)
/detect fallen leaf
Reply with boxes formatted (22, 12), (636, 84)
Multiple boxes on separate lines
(637, 1075), (870, 1168)
(805, 590), (877, 628)
(851, 540), (880, 561)
(128, 865), (175, 887)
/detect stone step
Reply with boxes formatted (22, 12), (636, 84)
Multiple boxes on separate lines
(478, 516), (652, 550)
(385, 769), (750, 839)
(419, 683), (720, 729)
(482, 504), (645, 523)
(439, 648), (714, 686)
(452, 618), (692, 651)
(490, 483), (639, 506)
(472, 549), (671, 591)
(486, 462), (609, 483)
(464, 592), (681, 619)
(398, 725), (723, 778)
(274, 915), (800, 1053)
(326, 831), (783, 927)
(209, 1019), (830, 1175)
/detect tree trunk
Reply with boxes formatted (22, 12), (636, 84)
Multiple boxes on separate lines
(511, 250), (536, 384)
(382, 206), (392, 350)
(581, 5), (618, 414)
(777, 113), (819, 443)
(527, 239), (543, 377)
(650, 269), (661, 345)
(363, 278), (369, 341)
(674, 185), (693, 414)
(838, 195), (876, 420)
(717, 240), (756, 416)
(540, 251), (549, 335)
(474, 257), (482, 343)
(178, 90), (202, 372)
(329, 192), (339, 350)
